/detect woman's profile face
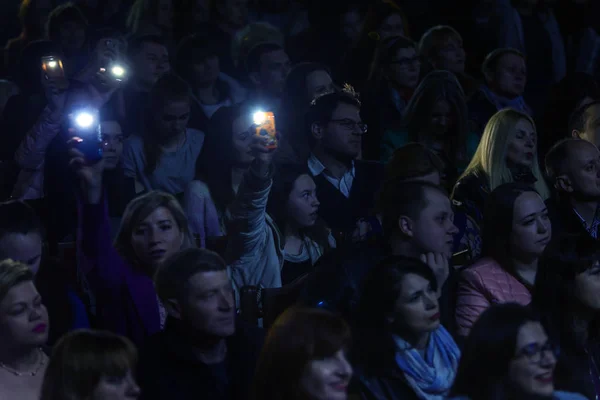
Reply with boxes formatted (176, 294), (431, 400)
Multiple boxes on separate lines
(91, 369), (140, 400)
(155, 100), (190, 141)
(390, 273), (440, 338)
(130, 206), (183, 269)
(574, 262), (600, 310)
(427, 99), (454, 137)
(286, 174), (320, 228)
(0, 281), (49, 348)
(389, 47), (420, 89)
(378, 13), (404, 41)
(299, 349), (353, 400)
(305, 70), (334, 101)
(509, 191), (551, 259)
(231, 114), (255, 164)
(508, 321), (556, 397)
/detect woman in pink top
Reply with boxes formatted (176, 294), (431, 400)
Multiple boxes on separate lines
(455, 182), (551, 337)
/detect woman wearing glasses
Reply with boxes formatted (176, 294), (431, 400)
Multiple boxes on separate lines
(448, 303), (586, 400)
(380, 70), (479, 191)
(533, 233), (600, 400)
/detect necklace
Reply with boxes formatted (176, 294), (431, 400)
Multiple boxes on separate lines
(0, 348), (45, 377)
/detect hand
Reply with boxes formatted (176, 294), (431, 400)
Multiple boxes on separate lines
(68, 141), (106, 204)
(352, 218), (373, 242)
(42, 74), (69, 116)
(420, 252), (450, 296)
(250, 132), (277, 172)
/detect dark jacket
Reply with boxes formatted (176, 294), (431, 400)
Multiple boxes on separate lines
(451, 172), (489, 229)
(310, 160), (384, 237)
(547, 194), (597, 240)
(553, 338), (600, 399)
(137, 318), (264, 400)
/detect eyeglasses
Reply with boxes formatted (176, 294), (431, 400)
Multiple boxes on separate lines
(329, 119), (368, 134)
(514, 342), (560, 364)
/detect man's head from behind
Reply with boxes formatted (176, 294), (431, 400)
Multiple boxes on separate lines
(570, 101), (600, 149)
(545, 138), (600, 199)
(155, 248), (235, 338)
(378, 180), (458, 256)
(386, 143), (445, 186)
(307, 90), (364, 161)
(0, 201), (43, 276)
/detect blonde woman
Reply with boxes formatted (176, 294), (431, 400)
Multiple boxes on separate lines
(380, 70), (479, 190)
(0, 260), (49, 400)
(71, 146), (193, 346)
(452, 108), (550, 228)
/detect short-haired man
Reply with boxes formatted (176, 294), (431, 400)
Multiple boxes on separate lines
(545, 138), (600, 239)
(246, 42), (291, 110)
(570, 101), (600, 149)
(138, 248), (263, 400)
(306, 89), (384, 236)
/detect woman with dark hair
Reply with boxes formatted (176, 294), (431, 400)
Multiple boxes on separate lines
(381, 71), (478, 188)
(183, 104), (255, 244)
(122, 72), (204, 196)
(448, 303), (586, 400)
(46, 3), (90, 77)
(455, 182), (551, 337)
(361, 36), (420, 160)
(251, 307), (352, 400)
(41, 329), (140, 400)
(353, 256), (460, 399)
(533, 233), (600, 399)
(277, 62), (335, 164)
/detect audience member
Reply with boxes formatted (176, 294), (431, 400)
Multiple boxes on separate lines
(46, 3), (90, 78)
(175, 34), (247, 133)
(569, 100), (600, 148)
(126, 0), (174, 39)
(353, 256), (460, 399)
(534, 233), (600, 399)
(232, 22), (284, 83)
(539, 73), (599, 158)
(246, 42), (291, 112)
(418, 25), (478, 97)
(0, 259), (49, 400)
(307, 89), (384, 236)
(468, 48), (531, 136)
(362, 36), (420, 160)
(138, 248), (263, 400)
(0, 201), (90, 344)
(123, 73), (204, 196)
(40, 329), (140, 400)
(381, 71), (478, 188)
(184, 104), (253, 243)
(455, 183), (551, 337)
(452, 108), (550, 229)
(277, 62), (334, 164)
(449, 303), (586, 400)
(252, 307), (352, 400)
(74, 146), (193, 345)
(545, 138), (600, 239)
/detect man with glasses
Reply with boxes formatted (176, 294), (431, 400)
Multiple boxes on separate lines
(306, 88), (384, 238)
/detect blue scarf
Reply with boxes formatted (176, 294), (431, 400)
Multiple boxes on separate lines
(479, 85), (530, 115)
(394, 326), (461, 400)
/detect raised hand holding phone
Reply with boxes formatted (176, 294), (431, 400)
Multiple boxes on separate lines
(68, 141), (106, 205)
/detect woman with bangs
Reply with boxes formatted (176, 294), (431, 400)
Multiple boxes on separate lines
(533, 233), (600, 399)
(380, 70), (479, 191)
(251, 307), (353, 400)
(452, 108), (550, 230)
(40, 329), (140, 400)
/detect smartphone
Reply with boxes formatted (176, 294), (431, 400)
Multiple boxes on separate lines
(41, 56), (65, 79)
(99, 63), (127, 83)
(71, 111), (103, 163)
(253, 111), (277, 149)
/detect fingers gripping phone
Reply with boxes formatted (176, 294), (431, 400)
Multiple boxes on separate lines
(41, 56), (65, 79)
(253, 111), (277, 149)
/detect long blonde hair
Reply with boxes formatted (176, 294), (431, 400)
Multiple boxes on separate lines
(114, 191), (194, 267)
(459, 108), (550, 199)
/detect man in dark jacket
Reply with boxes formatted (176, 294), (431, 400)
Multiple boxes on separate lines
(138, 248), (263, 400)
(545, 138), (600, 239)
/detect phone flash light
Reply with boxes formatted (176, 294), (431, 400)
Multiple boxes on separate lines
(253, 111), (267, 125)
(75, 112), (95, 129)
(47, 60), (57, 69)
(111, 65), (125, 77)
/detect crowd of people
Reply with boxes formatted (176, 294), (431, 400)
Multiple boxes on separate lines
(1, 0), (600, 399)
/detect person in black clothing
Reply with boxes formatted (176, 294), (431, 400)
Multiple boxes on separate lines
(246, 42), (291, 112)
(138, 247), (263, 400)
(305, 88), (384, 237)
(569, 101), (600, 149)
(533, 233), (600, 400)
(545, 138), (600, 239)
